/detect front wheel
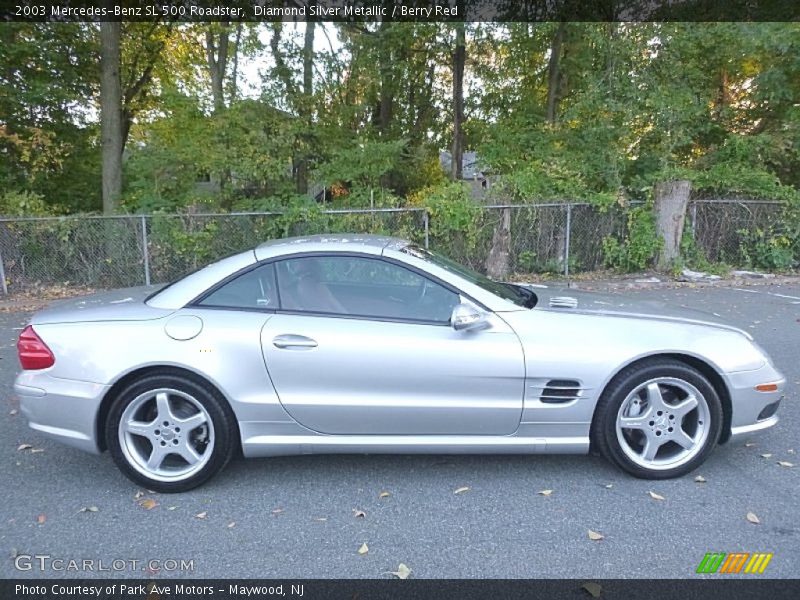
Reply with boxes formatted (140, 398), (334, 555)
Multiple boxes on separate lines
(106, 373), (238, 493)
(592, 359), (723, 479)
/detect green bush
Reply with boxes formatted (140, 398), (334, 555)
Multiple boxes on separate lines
(602, 205), (662, 272)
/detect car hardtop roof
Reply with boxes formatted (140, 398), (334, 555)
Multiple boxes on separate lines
(255, 234), (411, 254)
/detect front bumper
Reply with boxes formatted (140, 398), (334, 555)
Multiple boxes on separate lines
(15, 371), (108, 454)
(726, 362), (786, 441)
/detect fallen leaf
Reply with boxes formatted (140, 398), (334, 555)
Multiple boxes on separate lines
(16, 444), (32, 451)
(78, 506), (99, 513)
(746, 512), (760, 525)
(648, 491), (665, 501)
(227, 522), (236, 528)
(36, 514), (46, 524)
(389, 563), (411, 579)
(30, 448), (44, 454)
(582, 582), (603, 598)
(358, 543), (369, 555)
(587, 530), (604, 541)
(538, 489), (553, 496)
(138, 498), (158, 510)
(454, 486), (470, 495)
(778, 461), (794, 468)
(271, 508), (284, 515)
(694, 475), (707, 483)
(379, 491), (391, 499)
(353, 509), (366, 518)
(760, 453), (773, 458)
(195, 511), (207, 519)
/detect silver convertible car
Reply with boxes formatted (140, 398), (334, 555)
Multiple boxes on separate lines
(16, 235), (785, 491)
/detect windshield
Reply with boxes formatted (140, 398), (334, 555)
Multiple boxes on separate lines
(400, 244), (536, 308)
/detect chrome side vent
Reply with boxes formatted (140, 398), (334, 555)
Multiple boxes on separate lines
(549, 296), (578, 309)
(540, 379), (581, 404)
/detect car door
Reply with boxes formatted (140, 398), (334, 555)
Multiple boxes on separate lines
(260, 254), (525, 435)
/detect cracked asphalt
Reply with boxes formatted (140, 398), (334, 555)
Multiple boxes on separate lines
(1, 284), (798, 579)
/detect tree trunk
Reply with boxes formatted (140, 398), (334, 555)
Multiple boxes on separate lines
(205, 24), (230, 112)
(230, 23), (243, 102)
(296, 20), (315, 195)
(545, 22), (565, 124)
(100, 21), (123, 214)
(451, 21), (466, 181)
(485, 208), (512, 279)
(654, 179), (691, 269)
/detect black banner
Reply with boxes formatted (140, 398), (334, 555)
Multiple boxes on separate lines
(3, 579), (800, 600)
(1, 0), (799, 23)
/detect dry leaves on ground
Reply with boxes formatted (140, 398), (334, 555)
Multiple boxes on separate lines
(582, 582), (603, 598)
(389, 563), (412, 579)
(36, 514), (46, 524)
(138, 498), (158, 510)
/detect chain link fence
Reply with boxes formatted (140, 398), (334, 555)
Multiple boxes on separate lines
(0, 200), (786, 294)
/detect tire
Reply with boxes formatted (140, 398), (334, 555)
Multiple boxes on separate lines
(591, 359), (723, 479)
(106, 372), (238, 493)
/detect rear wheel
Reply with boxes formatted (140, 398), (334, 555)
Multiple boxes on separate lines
(106, 373), (237, 492)
(592, 359), (723, 479)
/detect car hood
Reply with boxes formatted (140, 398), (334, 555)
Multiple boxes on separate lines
(513, 284), (752, 338)
(31, 285), (172, 325)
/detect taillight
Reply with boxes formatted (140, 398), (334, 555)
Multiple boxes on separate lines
(17, 325), (55, 370)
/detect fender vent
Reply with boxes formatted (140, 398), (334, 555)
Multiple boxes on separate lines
(540, 379), (581, 404)
(549, 296), (578, 308)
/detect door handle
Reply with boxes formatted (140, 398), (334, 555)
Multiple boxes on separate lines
(272, 334), (318, 349)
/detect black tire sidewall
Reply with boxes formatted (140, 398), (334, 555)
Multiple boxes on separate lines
(106, 373), (237, 493)
(596, 361), (723, 479)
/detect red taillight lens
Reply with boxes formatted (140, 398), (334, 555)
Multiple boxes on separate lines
(17, 325), (55, 370)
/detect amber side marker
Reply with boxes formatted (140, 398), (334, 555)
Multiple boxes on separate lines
(754, 383), (779, 392)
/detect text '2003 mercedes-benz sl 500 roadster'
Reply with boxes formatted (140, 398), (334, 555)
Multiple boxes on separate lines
(15, 235), (785, 492)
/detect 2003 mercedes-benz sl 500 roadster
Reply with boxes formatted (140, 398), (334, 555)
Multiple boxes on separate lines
(16, 235), (785, 491)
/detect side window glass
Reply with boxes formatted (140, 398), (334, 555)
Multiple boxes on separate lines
(199, 263), (278, 310)
(275, 255), (459, 323)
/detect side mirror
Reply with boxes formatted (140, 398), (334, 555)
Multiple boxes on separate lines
(451, 303), (488, 331)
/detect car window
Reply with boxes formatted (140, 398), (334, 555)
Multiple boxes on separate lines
(198, 263), (278, 310)
(275, 255), (459, 323)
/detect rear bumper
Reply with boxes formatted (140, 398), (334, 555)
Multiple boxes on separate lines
(726, 363), (785, 441)
(15, 372), (108, 454)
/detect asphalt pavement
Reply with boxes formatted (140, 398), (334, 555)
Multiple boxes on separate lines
(1, 284), (798, 579)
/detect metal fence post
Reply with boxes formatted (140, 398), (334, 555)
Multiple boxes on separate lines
(0, 243), (7, 296)
(423, 210), (430, 249)
(564, 203), (572, 279)
(690, 202), (697, 240)
(140, 215), (151, 286)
